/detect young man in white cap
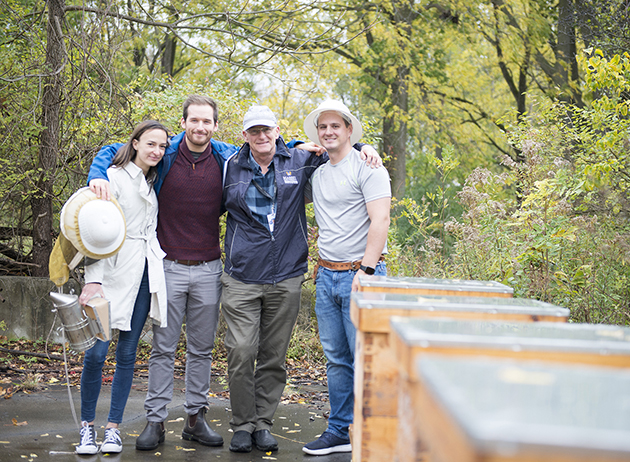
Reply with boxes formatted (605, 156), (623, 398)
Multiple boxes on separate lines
(302, 100), (391, 455)
(221, 105), (382, 453)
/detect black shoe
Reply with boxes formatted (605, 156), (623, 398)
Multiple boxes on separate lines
(136, 421), (165, 451)
(229, 430), (252, 453)
(252, 429), (278, 452)
(182, 407), (224, 447)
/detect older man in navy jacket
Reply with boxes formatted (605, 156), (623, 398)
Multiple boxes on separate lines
(221, 105), (381, 453)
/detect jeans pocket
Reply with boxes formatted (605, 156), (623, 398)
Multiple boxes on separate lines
(315, 265), (322, 283)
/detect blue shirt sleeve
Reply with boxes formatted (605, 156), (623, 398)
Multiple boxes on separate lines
(87, 143), (124, 184)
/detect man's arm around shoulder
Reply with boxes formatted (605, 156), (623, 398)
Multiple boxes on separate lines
(211, 138), (240, 161)
(87, 143), (123, 200)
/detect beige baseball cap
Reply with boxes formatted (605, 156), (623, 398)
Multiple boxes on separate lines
(243, 105), (278, 131)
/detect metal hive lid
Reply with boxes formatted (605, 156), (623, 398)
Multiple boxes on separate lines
(358, 275), (514, 294)
(352, 292), (569, 317)
(417, 356), (630, 457)
(391, 317), (630, 354)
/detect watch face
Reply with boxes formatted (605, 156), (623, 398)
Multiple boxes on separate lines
(361, 265), (375, 275)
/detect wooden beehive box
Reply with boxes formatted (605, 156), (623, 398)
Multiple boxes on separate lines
(391, 318), (630, 462)
(350, 291), (569, 462)
(357, 275), (513, 298)
(413, 356), (630, 462)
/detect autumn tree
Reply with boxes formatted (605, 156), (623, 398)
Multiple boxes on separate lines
(427, 0), (629, 160)
(0, 0), (359, 276)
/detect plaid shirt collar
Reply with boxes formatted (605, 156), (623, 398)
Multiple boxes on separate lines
(245, 153), (276, 230)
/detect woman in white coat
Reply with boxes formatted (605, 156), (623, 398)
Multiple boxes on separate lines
(75, 120), (169, 455)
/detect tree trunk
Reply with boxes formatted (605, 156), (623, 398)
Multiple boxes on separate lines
(557, 0), (582, 106)
(31, 0), (65, 277)
(381, 1), (415, 200)
(383, 65), (409, 200)
(161, 34), (176, 76)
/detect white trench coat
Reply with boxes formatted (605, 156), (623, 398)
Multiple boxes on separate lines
(84, 162), (168, 330)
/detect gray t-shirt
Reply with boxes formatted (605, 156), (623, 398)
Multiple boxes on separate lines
(306, 148), (391, 262)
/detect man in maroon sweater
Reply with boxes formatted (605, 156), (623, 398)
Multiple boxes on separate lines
(89, 96), (237, 450)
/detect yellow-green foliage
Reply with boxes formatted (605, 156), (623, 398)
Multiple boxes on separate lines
(393, 50), (630, 325)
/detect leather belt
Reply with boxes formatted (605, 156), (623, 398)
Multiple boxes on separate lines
(317, 258), (363, 271)
(313, 255), (385, 280)
(166, 258), (210, 266)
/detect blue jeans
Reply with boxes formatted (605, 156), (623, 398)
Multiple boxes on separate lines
(81, 264), (151, 424)
(314, 262), (387, 439)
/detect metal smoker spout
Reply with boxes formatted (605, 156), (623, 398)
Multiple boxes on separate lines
(49, 291), (79, 308)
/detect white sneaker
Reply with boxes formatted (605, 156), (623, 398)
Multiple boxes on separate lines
(76, 422), (98, 455)
(101, 427), (123, 453)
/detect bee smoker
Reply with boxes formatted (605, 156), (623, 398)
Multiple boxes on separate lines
(49, 292), (110, 352)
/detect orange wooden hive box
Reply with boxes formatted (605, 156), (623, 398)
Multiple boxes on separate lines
(391, 318), (630, 462)
(412, 355), (630, 462)
(350, 289), (569, 462)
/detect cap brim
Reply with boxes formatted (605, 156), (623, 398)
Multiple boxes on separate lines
(243, 120), (278, 131)
(303, 109), (363, 146)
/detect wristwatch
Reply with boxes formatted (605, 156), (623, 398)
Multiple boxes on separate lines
(359, 264), (375, 275)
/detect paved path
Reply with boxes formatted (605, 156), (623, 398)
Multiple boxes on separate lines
(0, 377), (352, 462)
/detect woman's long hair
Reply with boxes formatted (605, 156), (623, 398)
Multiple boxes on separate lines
(111, 120), (169, 186)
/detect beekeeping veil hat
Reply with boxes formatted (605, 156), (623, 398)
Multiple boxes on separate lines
(49, 187), (126, 287)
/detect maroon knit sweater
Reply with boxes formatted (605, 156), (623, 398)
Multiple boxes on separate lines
(157, 139), (222, 261)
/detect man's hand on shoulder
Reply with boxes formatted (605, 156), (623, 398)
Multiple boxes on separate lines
(299, 141), (326, 157)
(89, 179), (111, 201)
(359, 145), (383, 168)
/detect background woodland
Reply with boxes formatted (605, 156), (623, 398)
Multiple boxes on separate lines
(1, 0), (629, 325)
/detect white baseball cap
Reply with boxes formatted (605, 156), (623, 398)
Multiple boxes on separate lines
(243, 105), (278, 131)
(60, 187), (126, 260)
(304, 100), (363, 145)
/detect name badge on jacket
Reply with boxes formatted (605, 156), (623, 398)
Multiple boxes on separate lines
(283, 173), (298, 184)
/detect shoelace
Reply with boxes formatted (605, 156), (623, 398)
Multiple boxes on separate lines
(103, 428), (121, 445)
(79, 425), (95, 447)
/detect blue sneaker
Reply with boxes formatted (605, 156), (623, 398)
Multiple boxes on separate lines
(101, 427), (122, 453)
(76, 422), (98, 455)
(302, 431), (352, 455)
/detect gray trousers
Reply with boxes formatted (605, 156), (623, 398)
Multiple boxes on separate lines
(220, 272), (303, 433)
(145, 259), (222, 422)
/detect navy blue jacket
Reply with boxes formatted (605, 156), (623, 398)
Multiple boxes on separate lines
(223, 136), (326, 284)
